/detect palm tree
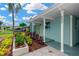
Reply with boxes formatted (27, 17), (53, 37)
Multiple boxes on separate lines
(8, 3), (21, 34)
(0, 21), (3, 30)
(8, 3), (21, 56)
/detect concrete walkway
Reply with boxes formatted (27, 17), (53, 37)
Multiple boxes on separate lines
(22, 46), (67, 56)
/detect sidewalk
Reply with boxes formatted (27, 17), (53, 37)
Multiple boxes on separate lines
(22, 46), (67, 56)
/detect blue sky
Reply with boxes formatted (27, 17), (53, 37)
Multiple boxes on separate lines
(0, 3), (54, 26)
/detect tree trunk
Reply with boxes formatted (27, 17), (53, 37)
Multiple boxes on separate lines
(0, 25), (1, 30)
(12, 4), (15, 35)
(12, 4), (15, 56)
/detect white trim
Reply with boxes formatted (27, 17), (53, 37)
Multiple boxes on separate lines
(43, 17), (46, 42)
(70, 15), (73, 47)
(60, 10), (64, 52)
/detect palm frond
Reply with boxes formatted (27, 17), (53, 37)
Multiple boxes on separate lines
(15, 3), (21, 14)
(8, 3), (14, 12)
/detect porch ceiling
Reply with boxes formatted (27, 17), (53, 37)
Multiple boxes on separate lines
(60, 3), (79, 17)
(43, 3), (79, 18)
(30, 3), (79, 22)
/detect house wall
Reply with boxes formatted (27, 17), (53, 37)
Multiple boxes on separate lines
(64, 15), (70, 46)
(39, 23), (43, 36)
(72, 17), (79, 46)
(35, 22), (43, 37)
(45, 17), (61, 42)
(34, 15), (71, 46)
(35, 25), (40, 34)
(30, 23), (32, 32)
(45, 15), (71, 46)
(34, 15), (79, 46)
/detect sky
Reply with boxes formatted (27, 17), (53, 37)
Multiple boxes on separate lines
(0, 3), (54, 26)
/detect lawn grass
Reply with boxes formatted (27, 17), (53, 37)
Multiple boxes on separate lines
(0, 30), (13, 38)
(0, 30), (13, 56)
(0, 30), (13, 34)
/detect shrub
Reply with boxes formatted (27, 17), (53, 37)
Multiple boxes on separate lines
(0, 36), (12, 56)
(1, 37), (12, 48)
(25, 35), (32, 46)
(15, 32), (25, 46)
(0, 48), (6, 56)
(15, 32), (32, 46)
(19, 22), (26, 27)
(1, 39), (12, 48)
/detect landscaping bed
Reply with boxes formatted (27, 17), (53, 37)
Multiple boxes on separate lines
(13, 41), (29, 56)
(14, 32), (32, 48)
(13, 32), (32, 56)
(29, 40), (47, 52)
(0, 34), (13, 56)
(29, 32), (47, 52)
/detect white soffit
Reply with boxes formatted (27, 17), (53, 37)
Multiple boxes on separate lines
(30, 3), (63, 21)
(42, 3), (79, 18)
(59, 3), (79, 16)
(30, 3), (79, 22)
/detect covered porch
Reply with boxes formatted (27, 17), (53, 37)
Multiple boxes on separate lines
(30, 3), (79, 55)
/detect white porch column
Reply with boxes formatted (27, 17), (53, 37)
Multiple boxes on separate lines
(70, 15), (73, 47)
(43, 17), (46, 42)
(60, 10), (64, 52)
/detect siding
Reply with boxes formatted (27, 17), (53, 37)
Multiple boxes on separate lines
(64, 15), (70, 46)
(45, 15), (71, 46)
(72, 17), (79, 46)
(45, 17), (61, 42)
(34, 15), (79, 46)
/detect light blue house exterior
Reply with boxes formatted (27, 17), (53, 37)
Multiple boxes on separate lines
(30, 3), (79, 53)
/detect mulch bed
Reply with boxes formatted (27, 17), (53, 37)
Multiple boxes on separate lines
(15, 44), (26, 49)
(29, 40), (47, 52)
(6, 45), (12, 56)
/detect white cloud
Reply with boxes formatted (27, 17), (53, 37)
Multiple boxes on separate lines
(20, 3), (26, 7)
(0, 15), (6, 20)
(23, 3), (48, 11)
(27, 10), (37, 14)
(9, 13), (12, 17)
(14, 17), (22, 22)
(2, 19), (6, 23)
(0, 19), (12, 26)
(22, 16), (32, 22)
(23, 3), (48, 14)
(0, 15), (7, 26)
(0, 15), (18, 26)
(32, 14), (37, 18)
(0, 7), (6, 11)
(14, 18), (18, 21)
(4, 5), (8, 8)
(22, 17), (26, 20)
(0, 15), (12, 26)
(15, 23), (19, 26)
(5, 21), (13, 26)
(9, 13), (16, 17)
